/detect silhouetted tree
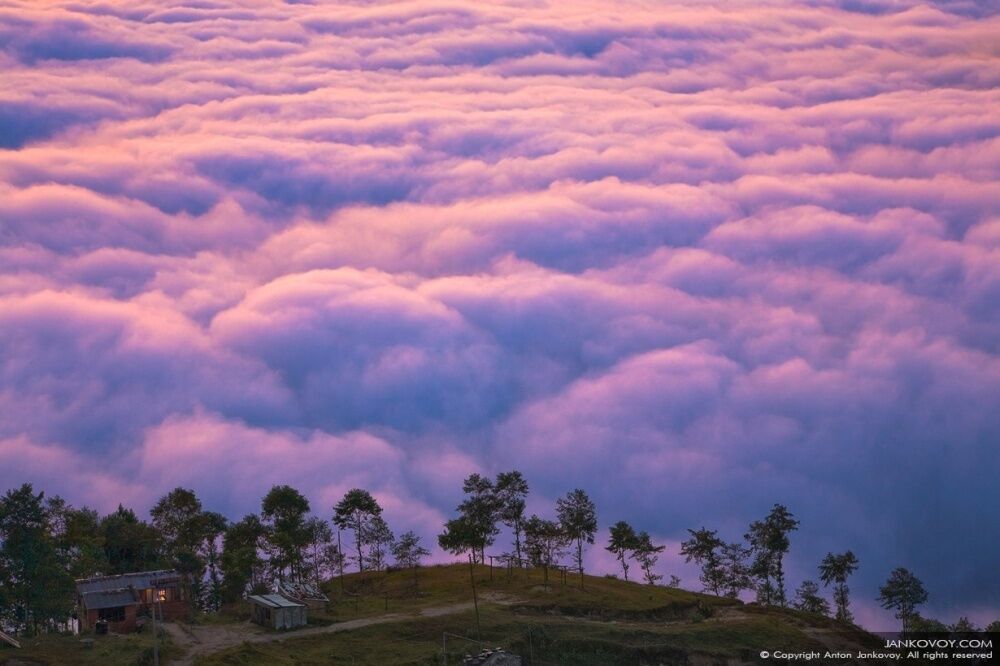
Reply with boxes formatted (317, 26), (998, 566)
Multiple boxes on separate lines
(199, 511), (228, 611)
(793, 580), (831, 616)
(952, 617), (978, 633)
(392, 531), (430, 592)
(304, 517), (334, 587)
(333, 489), (382, 573)
(819, 550), (859, 623)
(0, 484), (74, 635)
(606, 521), (640, 582)
(261, 485), (311, 581)
(878, 567), (928, 633)
(719, 541), (753, 598)
(745, 504), (799, 606)
(221, 514), (266, 601)
(680, 527), (725, 595)
(100, 505), (162, 574)
(633, 531), (665, 585)
(556, 489), (597, 588)
(45, 497), (106, 579)
(495, 471), (529, 567)
(457, 474), (500, 564)
(524, 515), (568, 589)
(362, 515), (394, 571)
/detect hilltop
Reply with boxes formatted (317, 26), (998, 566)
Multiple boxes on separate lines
(188, 564), (879, 665)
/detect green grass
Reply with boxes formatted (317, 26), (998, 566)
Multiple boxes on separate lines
(0, 629), (179, 666)
(193, 564), (881, 665)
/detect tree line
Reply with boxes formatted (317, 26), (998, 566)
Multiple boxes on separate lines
(1, 481), (995, 635)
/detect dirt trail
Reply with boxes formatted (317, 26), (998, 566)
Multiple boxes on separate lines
(165, 602), (475, 665)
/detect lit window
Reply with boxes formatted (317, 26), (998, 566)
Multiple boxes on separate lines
(157, 589), (167, 602)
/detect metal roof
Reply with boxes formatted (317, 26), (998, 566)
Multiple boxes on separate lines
(247, 593), (305, 609)
(81, 588), (139, 610)
(76, 570), (181, 595)
(274, 580), (330, 602)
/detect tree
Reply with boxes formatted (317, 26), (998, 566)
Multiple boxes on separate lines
(633, 531), (665, 585)
(392, 531), (430, 593)
(556, 489), (597, 588)
(877, 567), (928, 633)
(333, 489), (382, 573)
(0, 484), (74, 635)
(818, 550), (859, 623)
(606, 521), (639, 582)
(303, 517), (334, 587)
(439, 516), (479, 560)
(793, 580), (831, 616)
(718, 542), (752, 598)
(220, 514), (266, 602)
(984, 620), (1000, 633)
(523, 516), (568, 589)
(361, 515), (394, 572)
(45, 498), (106, 579)
(261, 485), (311, 581)
(679, 528), (725, 595)
(456, 474), (500, 565)
(199, 511), (228, 611)
(951, 617), (978, 633)
(495, 471), (529, 567)
(151, 488), (218, 608)
(745, 504), (799, 606)
(100, 505), (162, 574)
(909, 614), (949, 632)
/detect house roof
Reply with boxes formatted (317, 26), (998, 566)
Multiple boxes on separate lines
(76, 570), (181, 595)
(274, 580), (330, 602)
(247, 593), (306, 609)
(81, 588), (140, 610)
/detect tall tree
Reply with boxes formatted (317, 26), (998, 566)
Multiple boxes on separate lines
(877, 567), (928, 633)
(45, 498), (106, 579)
(633, 531), (665, 586)
(719, 541), (753, 598)
(304, 517), (334, 587)
(606, 521), (640, 582)
(793, 580), (831, 616)
(456, 474), (500, 565)
(99, 505), (162, 574)
(745, 504), (799, 606)
(333, 489), (382, 573)
(220, 515), (266, 602)
(361, 515), (394, 572)
(556, 489), (597, 588)
(261, 485), (311, 581)
(199, 511), (228, 611)
(494, 471), (529, 567)
(523, 516), (567, 589)
(151, 487), (214, 606)
(679, 528), (725, 595)
(818, 550), (859, 623)
(392, 531), (430, 593)
(0, 484), (74, 635)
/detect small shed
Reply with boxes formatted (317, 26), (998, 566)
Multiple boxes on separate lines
(248, 593), (307, 630)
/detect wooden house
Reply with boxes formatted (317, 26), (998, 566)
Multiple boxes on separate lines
(75, 570), (189, 633)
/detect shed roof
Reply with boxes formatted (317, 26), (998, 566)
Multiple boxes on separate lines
(81, 588), (140, 610)
(76, 570), (181, 595)
(248, 593), (306, 609)
(274, 580), (330, 602)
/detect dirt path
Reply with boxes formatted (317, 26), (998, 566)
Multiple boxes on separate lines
(165, 602), (475, 665)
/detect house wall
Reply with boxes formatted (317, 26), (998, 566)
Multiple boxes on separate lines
(82, 605), (138, 633)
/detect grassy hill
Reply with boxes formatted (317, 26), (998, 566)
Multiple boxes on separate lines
(199, 563), (883, 665)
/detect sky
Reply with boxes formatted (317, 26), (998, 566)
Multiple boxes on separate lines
(1, 0), (998, 630)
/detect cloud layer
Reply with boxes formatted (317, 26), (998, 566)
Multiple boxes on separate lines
(2, 0), (998, 628)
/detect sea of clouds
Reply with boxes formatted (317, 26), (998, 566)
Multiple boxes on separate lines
(1, 0), (998, 628)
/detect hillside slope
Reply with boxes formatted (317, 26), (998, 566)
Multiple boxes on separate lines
(195, 563), (884, 665)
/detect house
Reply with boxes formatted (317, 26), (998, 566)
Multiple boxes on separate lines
(75, 570), (189, 633)
(248, 593), (308, 630)
(273, 580), (330, 609)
